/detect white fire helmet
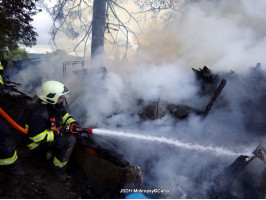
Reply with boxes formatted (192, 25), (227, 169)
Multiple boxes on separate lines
(39, 80), (69, 104)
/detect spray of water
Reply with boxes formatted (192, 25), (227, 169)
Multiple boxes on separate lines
(92, 128), (250, 157)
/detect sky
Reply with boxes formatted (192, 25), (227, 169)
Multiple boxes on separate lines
(25, 9), (53, 54)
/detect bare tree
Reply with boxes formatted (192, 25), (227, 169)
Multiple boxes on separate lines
(91, 0), (107, 67)
(43, 0), (183, 66)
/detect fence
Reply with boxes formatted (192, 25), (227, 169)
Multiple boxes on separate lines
(63, 61), (85, 77)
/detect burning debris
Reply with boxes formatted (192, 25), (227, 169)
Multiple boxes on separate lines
(252, 145), (266, 164)
(71, 65), (227, 122)
(209, 144), (266, 198)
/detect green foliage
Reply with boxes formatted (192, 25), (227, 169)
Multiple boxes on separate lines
(4, 48), (31, 61)
(0, 0), (40, 60)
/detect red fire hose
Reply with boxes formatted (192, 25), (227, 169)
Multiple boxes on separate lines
(0, 107), (28, 135)
(0, 108), (92, 136)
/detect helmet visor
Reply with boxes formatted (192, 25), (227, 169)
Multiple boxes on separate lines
(62, 86), (69, 95)
(57, 94), (70, 107)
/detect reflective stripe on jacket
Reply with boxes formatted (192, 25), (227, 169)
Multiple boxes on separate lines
(0, 62), (4, 86)
(0, 150), (18, 165)
(25, 124), (29, 131)
(27, 129), (54, 150)
(0, 75), (3, 85)
(61, 113), (76, 126)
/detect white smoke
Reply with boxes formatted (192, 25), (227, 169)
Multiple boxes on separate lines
(6, 51), (81, 96)
(127, 62), (198, 103)
(131, 0), (266, 73)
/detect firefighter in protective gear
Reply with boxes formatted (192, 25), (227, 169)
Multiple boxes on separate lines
(26, 80), (79, 182)
(0, 61), (25, 176)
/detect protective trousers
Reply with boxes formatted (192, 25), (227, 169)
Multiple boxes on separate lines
(32, 133), (76, 171)
(0, 116), (19, 171)
(50, 134), (76, 172)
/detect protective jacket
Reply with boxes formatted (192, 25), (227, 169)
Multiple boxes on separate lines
(0, 62), (19, 169)
(0, 62), (3, 89)
(27, 101), (77, 169)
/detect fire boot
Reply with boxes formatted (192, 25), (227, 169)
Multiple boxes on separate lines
(53, 166), (67, 182)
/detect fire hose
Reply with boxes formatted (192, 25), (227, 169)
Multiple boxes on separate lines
(0, 107), (28, 135)
(0, 107), (93, 135)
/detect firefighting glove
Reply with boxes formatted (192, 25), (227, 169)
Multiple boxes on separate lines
(54, 128), (66, 137)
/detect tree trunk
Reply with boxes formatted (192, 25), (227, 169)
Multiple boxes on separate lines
(91, 0), (107, 68)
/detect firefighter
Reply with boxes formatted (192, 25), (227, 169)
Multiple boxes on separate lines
(26, 80), (79, 182)
(0, 61), (25, 176)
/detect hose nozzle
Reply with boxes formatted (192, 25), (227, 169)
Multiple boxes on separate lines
(69, 124), (93, 135)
